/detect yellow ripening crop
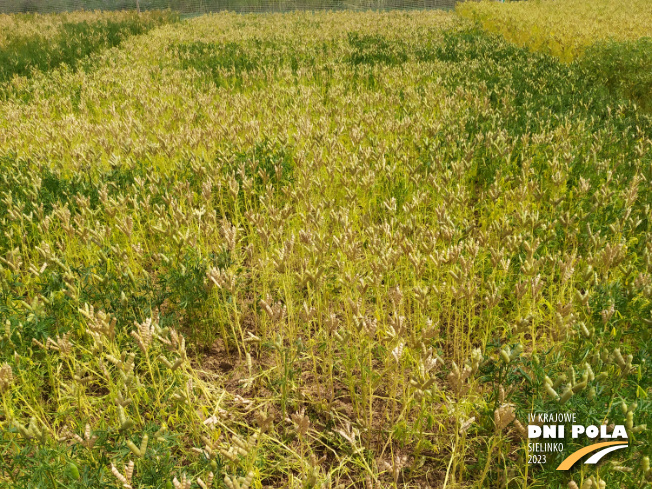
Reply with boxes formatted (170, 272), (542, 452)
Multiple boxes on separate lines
(0, 11), (153, 48)
(458, 0), (652, 62)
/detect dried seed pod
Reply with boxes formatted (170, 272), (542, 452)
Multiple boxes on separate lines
(494, 404), (516, 431)
(131, 317), (156, 353)
(173, 473), (192, 489)
(197, 472), (214, 489)
(0, 363), (13, 393)
(159, 355), (183, 371)
(578, 322), (592, 339)
(512, 419), (527, 438)
(110, 461), (135, 489)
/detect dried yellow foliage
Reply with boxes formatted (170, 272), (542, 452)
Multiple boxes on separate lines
(458, 0), (652, 62)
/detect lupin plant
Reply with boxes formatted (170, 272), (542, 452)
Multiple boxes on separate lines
(0, 4), (650, 489)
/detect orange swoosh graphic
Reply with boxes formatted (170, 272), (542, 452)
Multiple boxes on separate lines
(557, 441), (628, 470)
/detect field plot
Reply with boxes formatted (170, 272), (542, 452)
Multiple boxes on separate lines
(0, 10), (176, 83)
(459, 0), (652, 112)
(0, 8), (651, 489)
(457, 0), (652, 61)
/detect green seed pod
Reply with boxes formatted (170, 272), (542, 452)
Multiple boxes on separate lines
(579, 322), (591, 338)
(614, 348), (626, 369)
(510, 344), (523, 360)
(568, 366), (576, 386)
(211, 460), (218, 471)
(621, 401), (628, 414)
(126, 440), (141, 457)
(596, 371), (608, 382)
(572, 381), (587, 393)
(601, 349), (611, 364)
(166, 481), (174, 489)
(118, 406), (134, 433)
(65, 462), (80, 480)
(545, 383), (559, 399)
(127, 268), (136, 285)
(629, 402), (638, 412)
(500, 349), (511, 364)
(642, 456), (650, 473)
(632, 424), (646, 434)
(140, 434), (149, 456)
(626, 411), (633, 431)
(560, 387), (573, 405)
(587, 387), (596, 399)
(584, 363), (595, 381)
(553, 374), (567, 390)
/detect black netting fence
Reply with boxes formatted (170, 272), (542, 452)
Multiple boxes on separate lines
(0, 0), (457, 14)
